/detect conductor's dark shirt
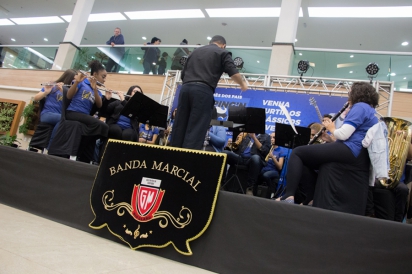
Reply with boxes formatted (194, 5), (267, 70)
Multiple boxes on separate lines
(181, 44), (239, 90)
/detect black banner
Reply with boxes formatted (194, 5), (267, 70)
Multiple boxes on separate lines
(89, 140), (226, 255)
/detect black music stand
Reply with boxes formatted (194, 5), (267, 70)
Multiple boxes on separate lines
(220, 106), (266, 194)
(273, 123), (311, 197)
(120, 91), (168, 128)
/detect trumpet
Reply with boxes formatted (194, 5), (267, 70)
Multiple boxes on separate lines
(78, 70), (130, 98)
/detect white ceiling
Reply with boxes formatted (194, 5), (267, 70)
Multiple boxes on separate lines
(0, 0), (411, 87)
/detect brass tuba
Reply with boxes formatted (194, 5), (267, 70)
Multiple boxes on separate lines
(378, 117), (412, 189)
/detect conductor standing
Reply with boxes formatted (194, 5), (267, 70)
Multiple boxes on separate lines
(171, 35), (248, 150)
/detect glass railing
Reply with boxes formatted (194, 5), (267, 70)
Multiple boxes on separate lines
(292, 48), (412, 91)
(0, 45), (56, 70)
(1, 44), (411, 91)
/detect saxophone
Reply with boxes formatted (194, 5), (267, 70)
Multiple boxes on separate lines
(265, 145), (275, 162)
(230, 132), (246, 151)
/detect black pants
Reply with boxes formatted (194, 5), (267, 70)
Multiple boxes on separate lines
(170, 83), (214, 150)
(65, 111), (109, 162)
(223, 151), (264, 190)
(108, 124), (138, 142)
(283, 142), (356, 199)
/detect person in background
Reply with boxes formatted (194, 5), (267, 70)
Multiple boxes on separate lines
(171, 39), (190, 70)
(142, 37), (161, 75)
(105, 27), (125, 73)
(157, 52), (169, 75)
(257, 132), (287, 198)
(139, 121), (159, 144)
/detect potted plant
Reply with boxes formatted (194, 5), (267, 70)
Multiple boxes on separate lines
(18, 103), (36, 135)
(0, 102), (17, 133)
(0, 132), (20, 147)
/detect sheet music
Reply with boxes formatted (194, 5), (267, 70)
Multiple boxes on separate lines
(279, 105), (298, 135)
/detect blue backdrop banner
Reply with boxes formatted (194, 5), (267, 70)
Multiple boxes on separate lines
(171, 86), (348, 134)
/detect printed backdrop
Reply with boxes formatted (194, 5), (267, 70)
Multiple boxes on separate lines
(172, 86), (348, 135)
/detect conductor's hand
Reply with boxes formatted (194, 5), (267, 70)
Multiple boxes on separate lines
(240, 82), (248, 91)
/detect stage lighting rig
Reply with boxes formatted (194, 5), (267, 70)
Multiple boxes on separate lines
(297, 60), (310, 81)
(233, 57), (244, 69)
(365, 62), (379, 83)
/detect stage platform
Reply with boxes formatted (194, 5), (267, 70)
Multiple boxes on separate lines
(1, 145), (411, 273)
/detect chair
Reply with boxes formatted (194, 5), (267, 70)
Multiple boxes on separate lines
(48, 89), (101, 162)
(313, 148), (370, 215)
(28, 99), (54, 153)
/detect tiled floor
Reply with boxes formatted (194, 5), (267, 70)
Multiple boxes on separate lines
(0, 204), (215, 274)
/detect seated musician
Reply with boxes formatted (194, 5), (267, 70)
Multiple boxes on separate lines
(139, 121), (159, 144)
(203, 125), (226, 152)
(280, 82), (379, 215)
(224, 138), (233, 151)
(223, 132), (271, 191)
(257, 132), (287, 198)
(105, 85), (143, 142)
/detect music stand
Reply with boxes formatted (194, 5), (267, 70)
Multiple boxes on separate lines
(120, 91), (168, 128)
(273, 123), (311, 197)
(220, 106), (266, 194)
(274, 122), (311, 149)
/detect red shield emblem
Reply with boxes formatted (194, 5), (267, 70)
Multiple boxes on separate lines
(131, 177), (164, 222)
(137, 186), (159, 216)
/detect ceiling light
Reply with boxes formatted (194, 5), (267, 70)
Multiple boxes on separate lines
(0, 18), (14, 25)
(207, 37), (212, 40)
(299, 53), (302, 56)
(44, 38), (48, 41)
(404, 77), (407, 80)
(29, 66), (33, 69)
(295, 39), (298, 42)
(349, 71), (353, 73)
(11, 38), (16, 41)
(350, 55), (354, 58)
(125, 9), (204, 19)
(9, 54), (13, 57)
(409, 65), (412, 68)
(390, 73), (396, 76)
(402, 41), (409, 46)
(142, 37), (147, 40)
(10, 16), (64, 25)
(206, 7), (303, 18)
(61, 13), (126, 22)
(137, 57), (141, 60)
(257, 60), (260, 63)
(308, 6), (412, 18)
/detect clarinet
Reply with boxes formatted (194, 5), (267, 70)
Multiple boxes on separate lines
(308, 102), (350, 145)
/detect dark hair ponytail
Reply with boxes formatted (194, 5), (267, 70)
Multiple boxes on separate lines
(88, 60), (105, 75)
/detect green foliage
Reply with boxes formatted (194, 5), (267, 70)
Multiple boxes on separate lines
(0, 102), (17, 132)
(19, 103), (36, 135)
(73, 48), (92, 70)
(0, 132), (20, 147)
